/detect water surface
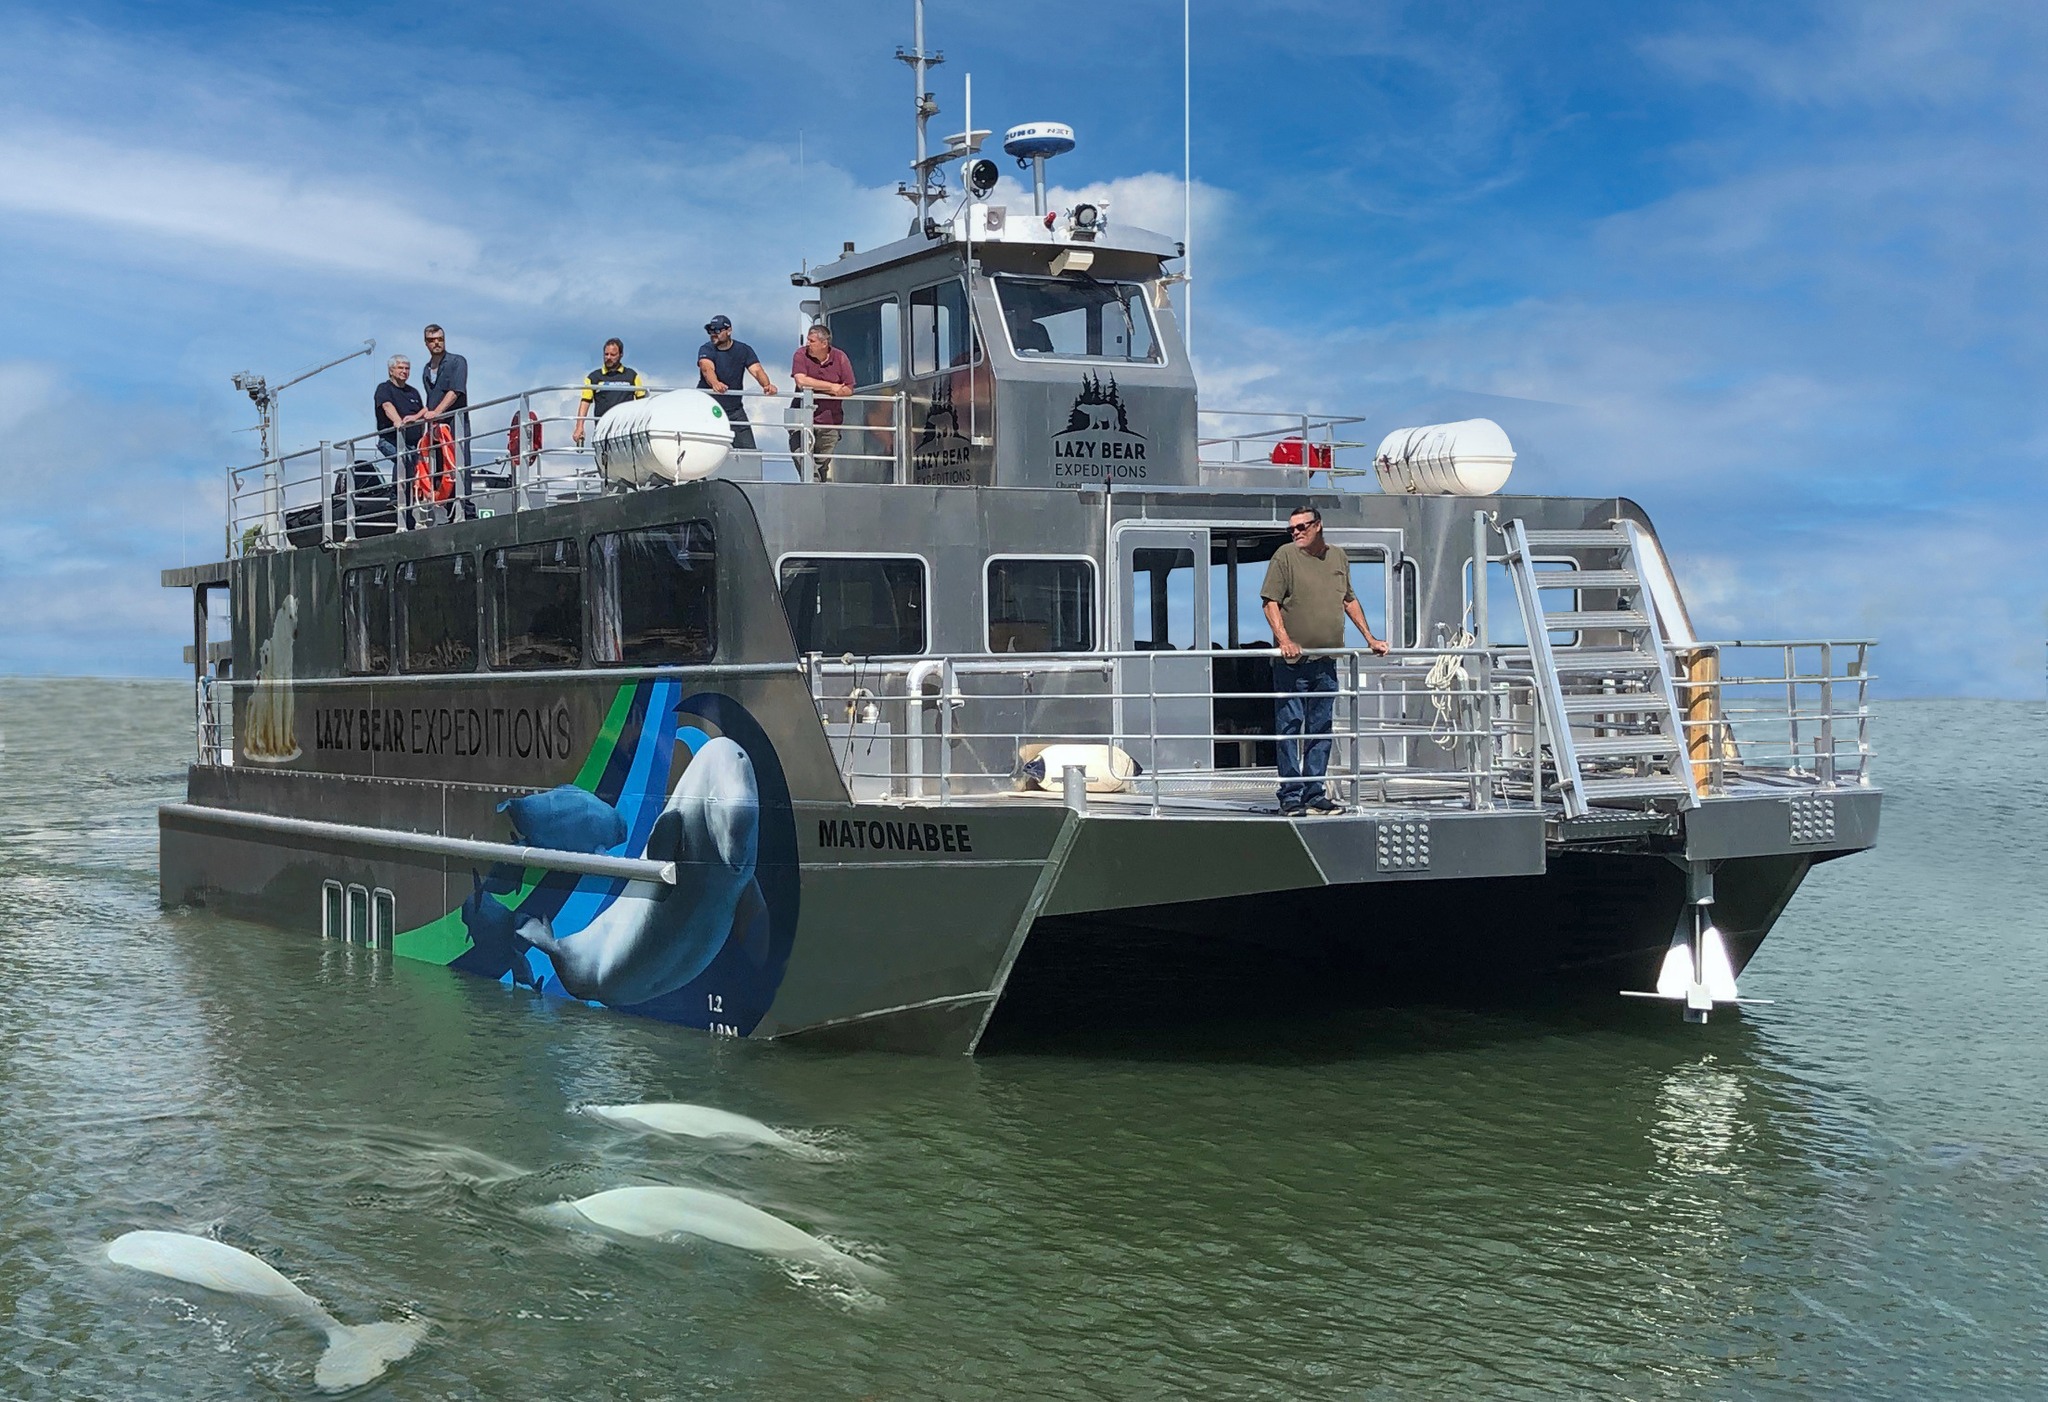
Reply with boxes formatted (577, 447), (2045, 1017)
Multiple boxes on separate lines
(1, 681), (2042, 1397)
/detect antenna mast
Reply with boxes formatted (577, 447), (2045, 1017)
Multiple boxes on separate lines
(895, 0), (944, 232)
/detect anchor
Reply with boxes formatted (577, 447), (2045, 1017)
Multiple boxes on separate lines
(1621, 860), (1772, 1023)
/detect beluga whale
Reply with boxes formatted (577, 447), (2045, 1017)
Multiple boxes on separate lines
(546, 1186), (884, 1282)
(104, 1230), (428, 1391)
(514, 736), (759, 1007)
(579, 1102), (810, 1154)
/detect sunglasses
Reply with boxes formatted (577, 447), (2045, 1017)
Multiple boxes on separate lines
(1289, 520), (1317, 534)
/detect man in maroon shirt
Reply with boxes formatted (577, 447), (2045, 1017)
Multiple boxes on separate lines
(789, 324), (856, 482)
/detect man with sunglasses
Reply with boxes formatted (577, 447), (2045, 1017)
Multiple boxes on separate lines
(1260, 505), (1391, 815)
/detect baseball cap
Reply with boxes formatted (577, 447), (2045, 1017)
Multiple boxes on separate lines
(705, 315), (732, 333)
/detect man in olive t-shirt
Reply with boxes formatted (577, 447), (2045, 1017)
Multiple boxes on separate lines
(1260, 505), (1391, 815)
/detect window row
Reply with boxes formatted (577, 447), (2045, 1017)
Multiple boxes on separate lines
(779, 556), (1097, 657)
(343, 521), (717, 675)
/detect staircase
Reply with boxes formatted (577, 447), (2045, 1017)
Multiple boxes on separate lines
(1501, 519), (1699, 818)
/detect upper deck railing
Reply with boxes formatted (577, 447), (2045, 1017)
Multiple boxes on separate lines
(222, 387), (1389, 556)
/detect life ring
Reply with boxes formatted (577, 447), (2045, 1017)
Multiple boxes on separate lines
(507, 409), (543, 467)
(415, 422), (457, 502)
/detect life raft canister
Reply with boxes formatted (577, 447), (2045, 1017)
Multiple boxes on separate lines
(415, 422), (457, 502)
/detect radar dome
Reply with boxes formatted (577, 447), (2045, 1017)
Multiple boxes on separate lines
(1003, 122), (1076, 161)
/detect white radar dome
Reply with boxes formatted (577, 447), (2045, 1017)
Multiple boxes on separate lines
(1002, 122), (1076, 161)
(591, 389), (734, 489)
(1373, 418), (1516, 496)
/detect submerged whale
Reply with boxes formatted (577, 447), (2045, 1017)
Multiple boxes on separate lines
(580, 1102), (805, 1153)
(514, 737), (758, 1006)
(549, 1186), (882, 1280)
(105, 1230), (427, 1391)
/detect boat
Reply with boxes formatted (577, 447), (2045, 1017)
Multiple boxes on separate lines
(158, 4), (1879, 1052)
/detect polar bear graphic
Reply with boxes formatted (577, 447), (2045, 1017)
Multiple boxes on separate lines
(242, 596), (302, 763)
(1082, 405), (1117, 432)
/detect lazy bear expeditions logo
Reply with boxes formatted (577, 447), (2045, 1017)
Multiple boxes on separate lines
(912, 378), (975, 484)
(1052, 373), (1147, 482)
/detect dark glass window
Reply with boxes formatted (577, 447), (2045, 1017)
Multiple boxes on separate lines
(588, 521), (717, 664)
(988, 558), (1096, 653)
(342, 565), (392, 675)
(826, 297), (900, 388)
(778, 556), (926, 656)
(484, 538), (582, 670)
(910, 280), (977, 376)
(996, 276), (1159, 362)
(1130, 547), (1195, 650)
(398, 553), (479, 673)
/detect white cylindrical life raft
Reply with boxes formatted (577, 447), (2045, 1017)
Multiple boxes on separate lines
(1373, 418), (1516, 495)
(591, 390), (734, 488)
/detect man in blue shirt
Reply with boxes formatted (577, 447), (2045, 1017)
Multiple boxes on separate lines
(696, 315), (778, 451)
(420, 324), (473, 517)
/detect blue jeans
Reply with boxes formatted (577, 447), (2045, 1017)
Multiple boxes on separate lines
(1274, 655), (1338, 807)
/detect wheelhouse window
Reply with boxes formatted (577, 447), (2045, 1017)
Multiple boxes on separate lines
(987, 558), (1096, 653)
(778, 556), (926, 656)
(827, 296), (901, 388)
(484, 538), (582, 670)
(398, 553), (478, 673)
(996, 276), (1159, 363)
(342, 565), (392, 675)
(588, 521), (717, 664)
(910, 279), (977, 376)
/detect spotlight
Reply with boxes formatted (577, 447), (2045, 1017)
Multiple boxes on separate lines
(966, 158), (999, 198)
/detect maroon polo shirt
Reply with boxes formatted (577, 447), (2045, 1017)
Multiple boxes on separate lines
(791, 345), (856, 425)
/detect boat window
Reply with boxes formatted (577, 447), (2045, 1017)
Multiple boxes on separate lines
(342, 565), (393, 676)
(1131, 547), (1195, 650)
(371, 889), (395, 949)
(827, 297), (901, 389)
(910, 279), (978, 376)
(588, 521), (717, 665)
(995, 276), (1159, 363)
(484, 538), (582, 671)
(346, 884), (370, 945)
(398, 553), (479, 673)
(987, 558), (1096, 653)
(778, 556), (926, 656)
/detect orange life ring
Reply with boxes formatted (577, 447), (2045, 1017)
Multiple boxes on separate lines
(415, 422), (457, 502)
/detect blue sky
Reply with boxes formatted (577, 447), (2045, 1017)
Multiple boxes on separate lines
(0, 0), (2041, 694)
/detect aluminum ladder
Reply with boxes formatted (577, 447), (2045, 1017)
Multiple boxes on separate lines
(1501, 518), (1699, 817)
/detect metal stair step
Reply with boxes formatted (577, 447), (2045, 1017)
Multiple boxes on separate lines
(1545, 610), (1647, 630)
(1521, 529), (1627, 549)
(1549, 650), (1664, 673)
(1534, 569), (1639, 590)
(1576, 775), (1693, 801)
(1572, 735), (1680, 759)
(1560, 692), (1660, 713)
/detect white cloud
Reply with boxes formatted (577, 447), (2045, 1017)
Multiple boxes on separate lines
(0, 128), (504, 292)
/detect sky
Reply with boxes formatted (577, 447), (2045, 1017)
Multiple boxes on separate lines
(0, 0), (2041, 695)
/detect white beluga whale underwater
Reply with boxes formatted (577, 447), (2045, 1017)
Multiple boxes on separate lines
(514, 736), (762, 1006)
(544, 1186), (884, 1283)
(580, 1102), (815, 1156)
(104, 1230), (427, 1391)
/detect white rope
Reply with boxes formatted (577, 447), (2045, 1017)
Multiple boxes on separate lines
(1426, 629), (1476, 748)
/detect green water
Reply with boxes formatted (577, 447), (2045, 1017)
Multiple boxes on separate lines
(2, 681), (2043, 1398)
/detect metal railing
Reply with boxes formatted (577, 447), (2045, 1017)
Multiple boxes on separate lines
(805, 646), (1541, 813)
(1195, 408), (1376, 483)
(196, 674), (233, 766)
(225, 385), (910, 556)
(1665, 640), (1876, 792)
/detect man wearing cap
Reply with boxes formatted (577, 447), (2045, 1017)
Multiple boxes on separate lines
(696, 316), (777, 452)
(1260, 504), (1392, 816)
(571, 338), (646, 447)
(789, 324), (856, 482)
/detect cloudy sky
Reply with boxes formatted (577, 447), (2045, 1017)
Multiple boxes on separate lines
(0, 0), (2040, 694)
